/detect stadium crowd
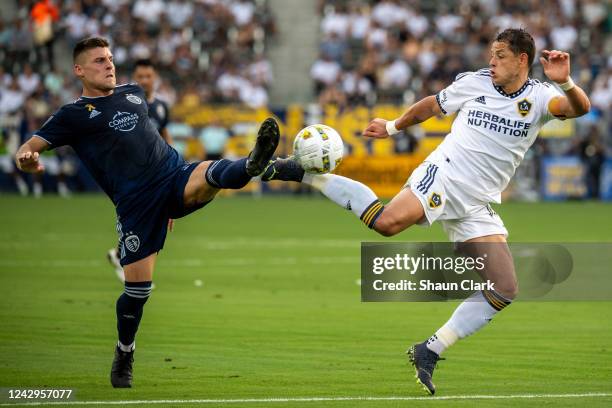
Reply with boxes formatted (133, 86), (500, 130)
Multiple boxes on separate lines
(0, 0), (276, 111)
(0, 0), (610, 198)
(313, 0), (610, 114)
(311, 0), (610, 198)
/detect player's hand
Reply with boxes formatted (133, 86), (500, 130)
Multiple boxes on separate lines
(16, 151), (45, 173)
(168, 219), (174, 232)
(362, 118), (389, 139)
(540, 50), (570, 84)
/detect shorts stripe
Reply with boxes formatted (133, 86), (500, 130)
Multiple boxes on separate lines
(416, 164), (434, 192)
(417, 165), (438, 194)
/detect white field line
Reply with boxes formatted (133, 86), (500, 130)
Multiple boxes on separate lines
(1, 393), (611, 406)
(0, 235), (359, 249)
(0, 256), (358, 269)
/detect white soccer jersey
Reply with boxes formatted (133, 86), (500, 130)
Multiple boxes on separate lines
(427, 68), (562, 204)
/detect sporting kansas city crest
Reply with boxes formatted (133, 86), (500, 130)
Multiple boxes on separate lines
(517, 98), (532, 117)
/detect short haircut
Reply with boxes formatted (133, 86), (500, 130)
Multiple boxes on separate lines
(73, 37), (110, 62)
(134, 59), (155, 70)
(495, 28), (535, 66)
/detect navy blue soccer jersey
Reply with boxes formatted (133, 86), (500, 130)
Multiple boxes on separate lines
(34, 84), (185, 208)
(147, 97), (169, 133)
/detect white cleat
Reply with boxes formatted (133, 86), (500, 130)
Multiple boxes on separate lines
(107, 248), (125, 283)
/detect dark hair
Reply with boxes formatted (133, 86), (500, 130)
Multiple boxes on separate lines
(73, 37), (110, 62)
(134, 59), (155, 70)
(495, 28), (535, 66)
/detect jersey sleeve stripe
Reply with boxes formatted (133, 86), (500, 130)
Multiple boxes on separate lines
(33, 134), (52, 145)
(435, 93), (447, 115)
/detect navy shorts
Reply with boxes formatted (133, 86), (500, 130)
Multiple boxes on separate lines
(116, 162), (211, 266)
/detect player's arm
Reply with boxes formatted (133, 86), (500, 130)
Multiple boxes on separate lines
(15, 136), (50, 173)
(363, 95), (441, 138)
(540, 50), (591, 119)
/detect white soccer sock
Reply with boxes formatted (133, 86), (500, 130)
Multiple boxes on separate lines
(425, 290), (511, 355)
(302, 173), (384, 228)
(33, 182), (43, 198)
(118, 341), (135, 352)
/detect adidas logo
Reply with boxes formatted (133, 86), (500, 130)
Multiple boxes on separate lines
(475, 96), (486, 104)
(89, 109), (101, 119)
(346, 200), (352, 211)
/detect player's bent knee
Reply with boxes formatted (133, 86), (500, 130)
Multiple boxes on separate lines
(494, 279), (519, 300)
(184, 161), (219, 207)
(373, 211), (409, 237)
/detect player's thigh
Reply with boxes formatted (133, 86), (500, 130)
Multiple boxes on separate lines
(183, 161), (220, 207)
(459, 235), (518, 299)
(123, 253), (157, 282)
(374, 188), (426, 236)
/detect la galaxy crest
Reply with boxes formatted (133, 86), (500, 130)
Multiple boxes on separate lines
(517, 98), (532, 117)
(429, 192), (442, 208)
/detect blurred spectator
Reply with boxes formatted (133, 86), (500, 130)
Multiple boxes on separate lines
(30, 0), (59, 71)
(17, 64), (41, 96)
(166, 0), (193, 29)
(230, 0), (256, 27)
(341, 70), (373, 105)
(9, 19), (33, 69)
(0, 78), (25, 115)
(310, 54), (341, 94)
(217, 65), (249, 102)
(199, 120), (230, 160)
(132, 0), (165, 27)
(64, 2), (89, 46)
(320, 32), (348, 64)
(239, 81), (268, 109)
(321, 5), (350, 38)
(247, 53), (273, 87)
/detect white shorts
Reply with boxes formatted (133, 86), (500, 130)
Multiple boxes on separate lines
(405, 160), (508, 242)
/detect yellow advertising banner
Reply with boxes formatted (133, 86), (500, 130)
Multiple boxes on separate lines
(335, 155), (426, 198)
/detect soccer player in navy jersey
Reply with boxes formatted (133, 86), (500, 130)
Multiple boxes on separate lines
(106, 59), (174, 282)
(14, 37), (280, 388)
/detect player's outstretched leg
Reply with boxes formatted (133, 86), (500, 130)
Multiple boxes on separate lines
(263, 160), (425, 235)
(204, 118), (280, 189)
(262, 161), (385, 229)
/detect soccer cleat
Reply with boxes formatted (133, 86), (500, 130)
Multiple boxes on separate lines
(246, 118), (280, 177)
(107, 248), (125, 283)
(407, 341), (443, 395)
(110, 346), (134, 388)
(261, 157), (305, 182)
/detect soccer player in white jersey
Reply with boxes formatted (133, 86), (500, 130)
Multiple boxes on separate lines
(263, 28), (590, 394)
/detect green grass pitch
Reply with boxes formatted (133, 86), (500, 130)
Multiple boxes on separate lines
(0, 195), (611, 407)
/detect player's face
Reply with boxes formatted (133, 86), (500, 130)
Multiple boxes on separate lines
(133, 66), (156, 95)
(488, 41), (525, 87)
(74, 47), (116, 92)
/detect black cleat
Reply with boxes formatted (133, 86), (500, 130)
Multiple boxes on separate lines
(246, 118), (280, 177)
(111, 346), (134, 388)
(407, 342), (443, 395)
(261, 157), (305, 182)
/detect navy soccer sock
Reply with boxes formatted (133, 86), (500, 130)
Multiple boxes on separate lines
(116, 281), (152, 350)
(204, 158), (252, 189)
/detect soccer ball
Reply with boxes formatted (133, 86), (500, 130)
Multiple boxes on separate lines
(293, 124), (344, 174)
